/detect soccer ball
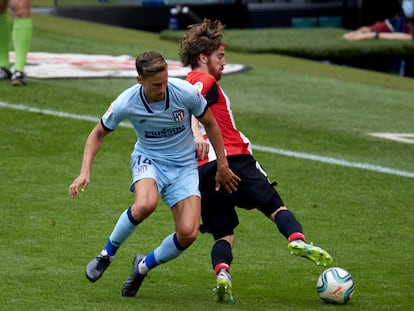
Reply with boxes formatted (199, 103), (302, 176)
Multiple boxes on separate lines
(316, 267), (355, 304)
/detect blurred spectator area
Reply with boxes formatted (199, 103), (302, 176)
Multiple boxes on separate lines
(52, 0), (400, 32)
(50, 0), (411, 77)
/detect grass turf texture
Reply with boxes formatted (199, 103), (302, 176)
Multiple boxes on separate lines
(1, 13), (413, 311)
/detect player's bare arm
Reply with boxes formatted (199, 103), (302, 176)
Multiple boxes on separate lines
(68, 122), (109, 197)
(191, 115), (209, 160)
(198, 109), (240, 193)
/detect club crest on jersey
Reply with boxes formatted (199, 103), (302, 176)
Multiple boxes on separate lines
(173, 109), (185, 122)
(194, 81), (203, 93)
(138, 165), (147, 174)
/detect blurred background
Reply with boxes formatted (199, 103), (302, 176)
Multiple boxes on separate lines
(42, 0), (402, 33)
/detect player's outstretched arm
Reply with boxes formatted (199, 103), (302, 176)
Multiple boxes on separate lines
(191, 115), (209, 160)
(198, 109), (240, 193)
(68, 122), (109, 197)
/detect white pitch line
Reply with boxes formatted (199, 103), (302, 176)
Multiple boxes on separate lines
(368, 132), (414, 144)
(2, 101), (414, 180)
(251, 144), (414, 179)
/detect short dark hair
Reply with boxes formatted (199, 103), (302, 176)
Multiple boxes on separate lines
(179, 19), (225, 69)
(135, 51), (168, 77)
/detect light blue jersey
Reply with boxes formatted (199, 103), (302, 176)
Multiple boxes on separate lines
(101, 77), (208, 167)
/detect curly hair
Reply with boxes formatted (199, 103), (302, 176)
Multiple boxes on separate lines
(179, 19), (225, 69)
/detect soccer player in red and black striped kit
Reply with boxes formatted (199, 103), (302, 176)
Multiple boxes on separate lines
(180, 19), (333, 303)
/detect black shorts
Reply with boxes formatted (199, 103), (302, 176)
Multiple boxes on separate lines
(199, 154), (284, 240)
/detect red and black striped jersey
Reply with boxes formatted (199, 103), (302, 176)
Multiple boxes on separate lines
(187, 71), (252, 166)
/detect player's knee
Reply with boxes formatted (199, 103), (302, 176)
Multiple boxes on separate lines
(11, 3), (31, 18)
(177, 235), (197, 249)
(270, 206), (288, 221)
(176, 225), (198, 248)
(221, 235), (235, 247)
(130, 203), (156, 222)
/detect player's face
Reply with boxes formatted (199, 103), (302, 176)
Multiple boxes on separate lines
(207, 45), (226, 81)
(138, 69), (168, 103)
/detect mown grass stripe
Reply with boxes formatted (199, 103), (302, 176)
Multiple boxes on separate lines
(2, 101), (413, 179)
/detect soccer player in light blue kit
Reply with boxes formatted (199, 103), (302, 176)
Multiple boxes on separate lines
(68, 51), (240, 298)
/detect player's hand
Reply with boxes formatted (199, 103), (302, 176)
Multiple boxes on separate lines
(194, 136), (209, 160)
(68, 173), (90, 198)
(215, 166), (240, 193)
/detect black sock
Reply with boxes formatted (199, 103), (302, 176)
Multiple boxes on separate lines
(275, 209), (303, 240)
(211, 239), (233, 274)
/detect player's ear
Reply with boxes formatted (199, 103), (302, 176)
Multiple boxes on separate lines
(137, 75), (143, 84)
(199, 54), (208, 65)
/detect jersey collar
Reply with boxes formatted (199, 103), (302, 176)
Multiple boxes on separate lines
(140, 85), (170, 113)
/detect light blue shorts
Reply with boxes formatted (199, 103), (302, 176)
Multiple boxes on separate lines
(130, 152), (200, 208)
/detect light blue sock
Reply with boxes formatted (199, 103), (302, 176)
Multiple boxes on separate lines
(104, 207), (139, 256)
(143, 233), (184, 270)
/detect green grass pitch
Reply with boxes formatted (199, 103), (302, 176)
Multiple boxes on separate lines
(0, 12), (413, 311)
